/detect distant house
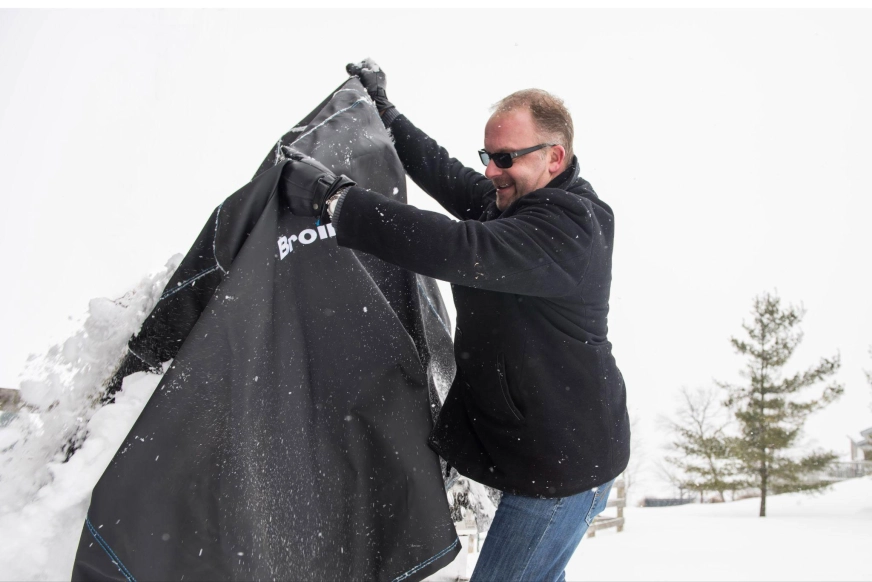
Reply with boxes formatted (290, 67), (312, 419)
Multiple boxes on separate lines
(0, 388), (21, 410)
(0, 387), (22, 428)
(852, 427), (872, 461)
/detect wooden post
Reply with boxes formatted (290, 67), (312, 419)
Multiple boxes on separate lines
(616, 479), (625, 533)
(586, 478), (626, 538)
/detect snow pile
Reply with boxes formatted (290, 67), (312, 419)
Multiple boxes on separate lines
(0, 257), (179, 581)
(0, 255), (180, 510)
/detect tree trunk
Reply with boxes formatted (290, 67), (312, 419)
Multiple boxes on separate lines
(759, 468), (767, 517)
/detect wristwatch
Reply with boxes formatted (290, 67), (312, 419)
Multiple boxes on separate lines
(327, 187), (349, 219)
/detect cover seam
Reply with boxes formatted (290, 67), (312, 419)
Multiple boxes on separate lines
(86, 518), (137, 582)
(159, 265), (222, 301)
(391, 538), (460, 582)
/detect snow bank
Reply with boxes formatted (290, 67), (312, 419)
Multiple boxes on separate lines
(0, 257), (179, 581)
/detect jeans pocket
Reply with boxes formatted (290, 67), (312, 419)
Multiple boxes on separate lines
(583, 480), (614, 525)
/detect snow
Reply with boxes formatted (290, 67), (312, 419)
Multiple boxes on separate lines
(0, 264), (870, 581)
(564, 479), (872, 581)
(581, 480), (871, 580)
(0, 370), (163, 582)
(0, 258), (179, 581)
(430, 477), (872, 581)
(354, 57), (381, 73)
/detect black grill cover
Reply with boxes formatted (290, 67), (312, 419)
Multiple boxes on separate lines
(71, 78), (460, 582)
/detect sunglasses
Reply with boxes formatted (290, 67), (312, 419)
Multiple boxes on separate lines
(478, 143), (555, 169)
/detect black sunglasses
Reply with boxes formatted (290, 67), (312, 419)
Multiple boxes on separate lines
(478, 143), (555, 169)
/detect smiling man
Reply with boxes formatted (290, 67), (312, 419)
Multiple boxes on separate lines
(285, 60), (631, 581)
(484, 101), (568, 211)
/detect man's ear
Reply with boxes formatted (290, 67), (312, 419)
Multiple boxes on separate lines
(549, 144), (566, 174)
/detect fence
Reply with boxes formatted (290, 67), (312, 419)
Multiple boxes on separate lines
(642, 497), (696, 508)
(825, 461), (872, 480)
(586, 478), (625, 537)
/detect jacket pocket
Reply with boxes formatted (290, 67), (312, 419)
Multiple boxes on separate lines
(497, 353), (524, 422)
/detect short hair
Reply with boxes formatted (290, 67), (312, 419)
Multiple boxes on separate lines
(491, 89), (574, 162)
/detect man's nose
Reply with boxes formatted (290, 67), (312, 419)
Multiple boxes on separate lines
(484, 160), (501, 180)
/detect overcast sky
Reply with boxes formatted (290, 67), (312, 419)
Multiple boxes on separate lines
(1, 9), (870, 490)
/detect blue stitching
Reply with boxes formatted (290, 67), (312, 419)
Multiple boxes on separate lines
(86, 518), (137, 582)
(212, 202), (227, 275)
(416, 277), (450, 335)
(290, 99), (366, 146)
(159, 266), (221, 301)
(391, 538), (460, 582)
(127, 346), (151, 367)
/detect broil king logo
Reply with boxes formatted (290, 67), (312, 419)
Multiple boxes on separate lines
(277, 224), (336, 260)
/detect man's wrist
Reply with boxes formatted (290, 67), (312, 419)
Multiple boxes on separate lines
(380, 107), (401, 128)
(327, 187), (350, 219)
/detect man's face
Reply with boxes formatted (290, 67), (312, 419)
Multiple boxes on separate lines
(484, 107), (563, 211)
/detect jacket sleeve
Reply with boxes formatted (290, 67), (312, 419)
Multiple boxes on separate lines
(333, 186), (594, 298)
(390, 114), (495, 221)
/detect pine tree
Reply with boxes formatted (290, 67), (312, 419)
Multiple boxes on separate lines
(664, 387), (744, 502)
(719, 292), (843, 516)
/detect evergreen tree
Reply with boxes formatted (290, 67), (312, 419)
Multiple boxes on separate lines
(664, 387), (744, 502)
(719, 292), (843, 516)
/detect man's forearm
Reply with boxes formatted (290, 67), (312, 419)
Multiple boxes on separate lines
(332, 185), (589, 298)
(386, 114), (494, 222)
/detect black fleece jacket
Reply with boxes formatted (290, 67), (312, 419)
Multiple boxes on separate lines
(332, 113), (630, 497)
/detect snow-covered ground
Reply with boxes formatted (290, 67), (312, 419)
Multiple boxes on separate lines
(565, 478), (872, 581)
(432, 476), (870, 581)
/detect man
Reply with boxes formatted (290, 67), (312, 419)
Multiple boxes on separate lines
(284, 60), (630, 581)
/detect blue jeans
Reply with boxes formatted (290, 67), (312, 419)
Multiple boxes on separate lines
(470, 479), (615, 582)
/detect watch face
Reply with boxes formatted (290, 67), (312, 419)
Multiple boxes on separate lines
(328, 189), (346, 217)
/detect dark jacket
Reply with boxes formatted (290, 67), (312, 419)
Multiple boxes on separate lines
(333, 113), (630, 498)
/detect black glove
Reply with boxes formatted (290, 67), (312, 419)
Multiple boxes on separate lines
(280, 149), (355, 223)
(346, 58), (395, 116)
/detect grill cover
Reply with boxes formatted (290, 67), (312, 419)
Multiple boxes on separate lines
(71, 78), (459, 582)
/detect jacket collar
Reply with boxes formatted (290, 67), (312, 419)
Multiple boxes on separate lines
(482, 156), (582, 221)
(545, 155), (580, 191)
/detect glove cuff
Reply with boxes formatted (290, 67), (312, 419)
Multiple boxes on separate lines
(380, 106), (401, 129)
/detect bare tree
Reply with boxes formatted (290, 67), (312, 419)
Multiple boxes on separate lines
(622, 413), (644, 502)
(662, 387), (743, 502)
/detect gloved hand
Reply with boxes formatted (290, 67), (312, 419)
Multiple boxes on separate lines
(280, 149), (355, 223)
(346, 58), (395, 116)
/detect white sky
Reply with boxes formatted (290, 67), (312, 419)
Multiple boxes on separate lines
(1, 9), (870, 487)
